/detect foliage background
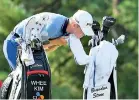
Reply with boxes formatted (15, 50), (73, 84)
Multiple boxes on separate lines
(0, 0), (138, 99)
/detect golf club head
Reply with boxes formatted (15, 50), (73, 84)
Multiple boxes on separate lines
(112, 34), (125, 45)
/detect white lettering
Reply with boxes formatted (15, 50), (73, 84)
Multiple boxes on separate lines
(34, 86), (44, 91)
(31, 81), (39, 85)
(40, 81), (46, 85)
(93, 93), (104, 98)
(34, 86), (38, 91)
(91, 86), (107, 93)
(31, 81), (47, 86)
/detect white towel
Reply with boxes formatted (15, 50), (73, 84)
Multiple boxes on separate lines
(21, 42), (35, 66)
(83, 46), (98, 89)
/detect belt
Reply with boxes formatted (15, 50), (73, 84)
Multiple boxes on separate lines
(11, 31), (20, 38)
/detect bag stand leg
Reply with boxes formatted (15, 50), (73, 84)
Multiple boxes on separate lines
(108, 67), (118, 99)
(83, 88), (87, 100)
(113, 66), (118, 99)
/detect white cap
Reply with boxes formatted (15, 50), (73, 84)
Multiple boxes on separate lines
(73, 10), (94, 36)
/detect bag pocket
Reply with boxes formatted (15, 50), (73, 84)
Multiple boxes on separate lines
(26, 70), (50, 99)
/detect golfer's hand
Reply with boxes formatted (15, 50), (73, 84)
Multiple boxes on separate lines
(43, 36), (68, 52)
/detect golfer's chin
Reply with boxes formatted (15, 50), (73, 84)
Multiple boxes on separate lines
(74, 34), (84, 39)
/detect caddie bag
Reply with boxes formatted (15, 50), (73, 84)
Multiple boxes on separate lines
(21, 47), (51, 99)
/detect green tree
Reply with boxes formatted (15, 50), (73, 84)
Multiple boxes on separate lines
(0, 0), (137, 99)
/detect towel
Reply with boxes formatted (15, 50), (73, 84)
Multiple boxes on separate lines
(21, 42), (35, 66)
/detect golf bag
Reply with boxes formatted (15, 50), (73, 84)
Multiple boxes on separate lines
(21, 46), (51, 99)
(0, 72), (13, 99)
(0, 44), (51, 99)
(83, 16), (124, 99)
(83, 40), (118, 99)
(1, 15), (52, 99)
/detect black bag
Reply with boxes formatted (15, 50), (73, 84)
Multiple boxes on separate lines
(21, 47), (51, 99)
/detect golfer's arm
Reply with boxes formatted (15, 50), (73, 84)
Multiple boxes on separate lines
(68, 34), (90, 65)
(43, 37), (67, 52)
(49, 38), (67, 46)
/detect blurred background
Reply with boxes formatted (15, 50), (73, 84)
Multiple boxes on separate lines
(0, 0), (138, 99)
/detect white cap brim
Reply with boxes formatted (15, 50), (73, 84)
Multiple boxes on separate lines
(80, 26), (95, 36)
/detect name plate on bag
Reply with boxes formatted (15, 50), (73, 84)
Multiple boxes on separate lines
(87, 83), (111, 99)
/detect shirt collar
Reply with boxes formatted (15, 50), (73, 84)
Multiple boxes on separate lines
(62, 18), (69, 36)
